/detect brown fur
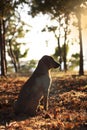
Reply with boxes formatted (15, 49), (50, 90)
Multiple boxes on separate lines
(14, 55), (60, 116)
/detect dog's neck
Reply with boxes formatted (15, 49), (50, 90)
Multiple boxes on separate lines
(33, 63), (49, 76)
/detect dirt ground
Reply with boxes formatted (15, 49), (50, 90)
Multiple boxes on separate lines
(0, 72), (87, 130)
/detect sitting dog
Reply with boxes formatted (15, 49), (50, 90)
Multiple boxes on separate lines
(14, 55), (60, 116)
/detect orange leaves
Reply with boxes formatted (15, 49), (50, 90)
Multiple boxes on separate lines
(65, 122), (76, 129)
(0, 75), (87, 129)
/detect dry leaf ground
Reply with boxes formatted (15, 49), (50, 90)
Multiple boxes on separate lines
(0, 72), (87, 130)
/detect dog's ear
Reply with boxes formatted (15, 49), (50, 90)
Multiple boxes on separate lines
(47, 56), (60, 69)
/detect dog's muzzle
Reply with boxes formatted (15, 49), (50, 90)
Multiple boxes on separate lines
(54, 62), (60, 68)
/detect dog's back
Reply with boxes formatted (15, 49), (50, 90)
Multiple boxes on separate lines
(14, 55), (60, 116)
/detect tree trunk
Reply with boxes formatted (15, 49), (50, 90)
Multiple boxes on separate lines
(77, 13), (84, 75)
(57, 16), (62, 71)
(2, 20), (7, 73)
(8, 41), (18, 72)
(63, 39), (67, 72)
(63, 16), (68, 72)
(0, 19), (6, 76)
(57, 37), (62, 71)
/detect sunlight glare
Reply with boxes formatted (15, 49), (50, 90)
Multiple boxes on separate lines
(19, 4), (87, 66)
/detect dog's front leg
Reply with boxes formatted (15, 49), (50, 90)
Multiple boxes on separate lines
(43, 89), (49, 111)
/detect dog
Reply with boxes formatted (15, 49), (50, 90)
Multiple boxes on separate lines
(14, 55), (60, 116)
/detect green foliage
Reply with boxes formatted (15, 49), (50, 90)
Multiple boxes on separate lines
(69, 53), (80, 69)
(72, 53), (80, 59)
(19, 60), (37, 74)
(12, 43), (29, 60)
(53, 47), (60, 60)
(53, 44), (69, 60)
(6, 14), (29, 66)
(29, 60), (37, 69)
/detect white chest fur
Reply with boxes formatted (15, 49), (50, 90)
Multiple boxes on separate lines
(35, 73), (52, 91)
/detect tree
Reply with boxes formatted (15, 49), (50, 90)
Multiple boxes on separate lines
(42, 14), (70, 71)
(72, 6), (87, 75)
(29, 0), (87, 75)
(76, 12), (84, 75)
(63, 14), (69, 72)
(77, 13), (84, 75)
(0, 0), (29, 76)
(8, 42), (29, 72)
(53, 43), (69, 71)
(29, 0), (87, 16)
(69, 53), (80, 70)
(0, 17), (7, 76)
(0, 1), (16, 76)
(6, 14), (29, 72)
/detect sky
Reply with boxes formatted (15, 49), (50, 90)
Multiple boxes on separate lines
(18, 4), (87, 69)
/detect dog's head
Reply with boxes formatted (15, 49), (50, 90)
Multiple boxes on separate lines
(39, 55), (60, 69)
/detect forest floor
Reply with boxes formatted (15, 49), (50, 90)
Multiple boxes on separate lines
(0, 72), (87, 130)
